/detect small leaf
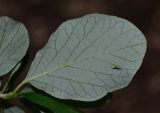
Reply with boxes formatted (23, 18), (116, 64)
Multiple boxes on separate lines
(8, 52), (29, 92)
(25, 13), (146, 101)
(4, 107), (24, 113)
(21, 92), (83, 113)
(10, 63), (21, 77)
(0, 16), (29, 76)
(0, 63), (21, 93)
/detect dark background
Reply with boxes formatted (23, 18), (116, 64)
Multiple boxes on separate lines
(0, 0), (160, 113)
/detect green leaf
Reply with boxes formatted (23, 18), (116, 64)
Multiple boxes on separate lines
(0, 16), (29, 77)
(7, 52), (29, 92)
(4, 107), (24, 113)
(10, 63), (21, 77)
(0, 63), (21, 93)
(21, 92), (83, 113)
(25, 13), (146, 101)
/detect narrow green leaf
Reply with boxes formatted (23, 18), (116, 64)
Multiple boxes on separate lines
(25, 13), (146, 101)
(0, 16), (29, 77)
(21, 92), (83, 113)
(0, 62), (21, 93)
(10, 63), (21, 77)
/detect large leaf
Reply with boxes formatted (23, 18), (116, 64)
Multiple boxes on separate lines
(4, 107), (24, 113)
(0, 16), (29, 76)
(21, 92), (83, 113)
(25, 13), (146, 101)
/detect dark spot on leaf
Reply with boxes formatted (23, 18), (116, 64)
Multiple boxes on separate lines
(112, 66), (121, 70)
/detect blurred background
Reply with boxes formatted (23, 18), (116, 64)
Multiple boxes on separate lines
(0, 0), (160, 113)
